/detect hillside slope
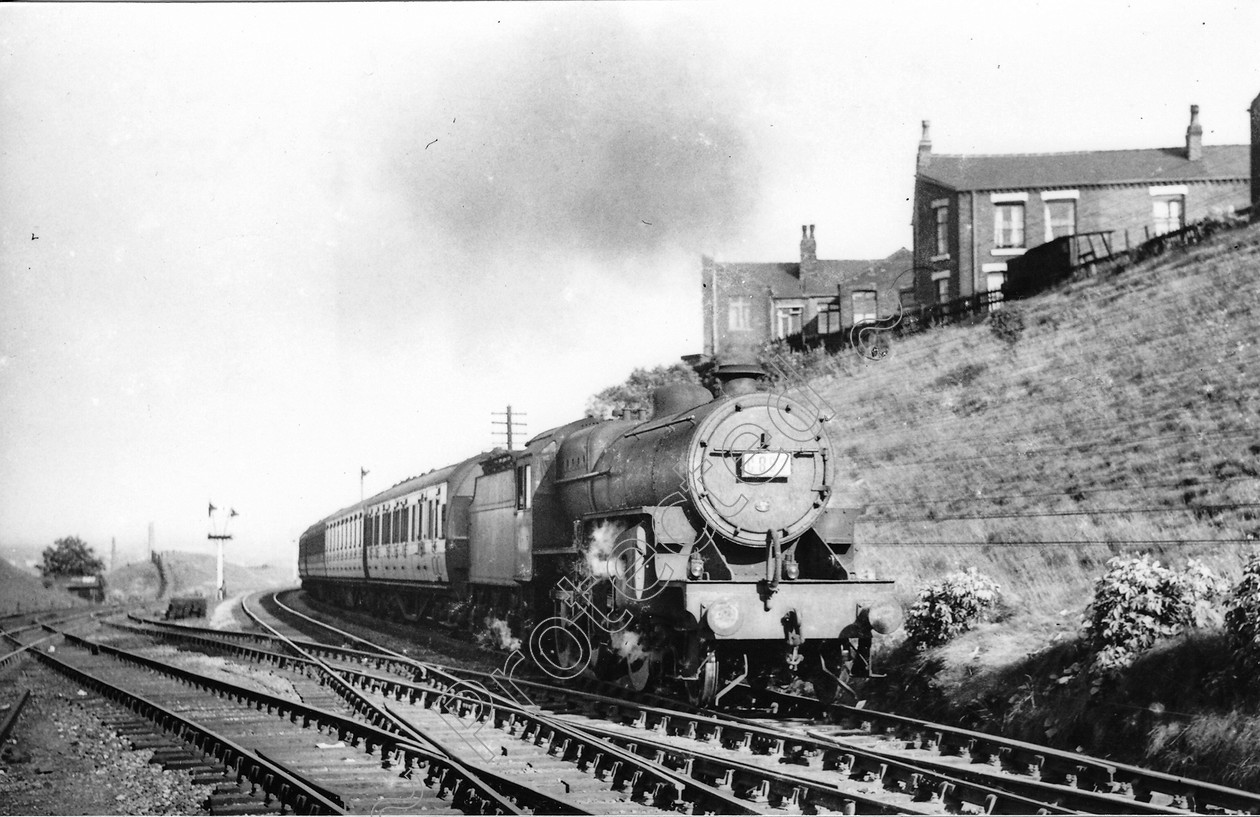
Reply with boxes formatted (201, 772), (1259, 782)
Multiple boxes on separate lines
(158, 551), (292, 599)
(777, 220), (1260, 787)
(0, 558), (90, 616)
(798, 221), (1260, 613)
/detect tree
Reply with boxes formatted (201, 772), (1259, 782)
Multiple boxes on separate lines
(40, 536), (105, 577)
(586, 363), (705, 421)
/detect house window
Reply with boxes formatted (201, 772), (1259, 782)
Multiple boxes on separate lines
(727, 297), (752, 330)
(934, 204), (949, 256)
(1152, 197), (1184, 235)
(936, 278), (950, 305)
(852, 291), (877, 325)
(1044, 200), (1076, 241)
(774, 305), (802, 338)
(995, 203), (1025, 248)
(816, 299), (841, 334)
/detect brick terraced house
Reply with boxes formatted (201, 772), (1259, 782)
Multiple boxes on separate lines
(701, 226), (911, 360)
(913, 105), (1250, 307)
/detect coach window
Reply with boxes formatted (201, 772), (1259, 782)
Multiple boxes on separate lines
(852, 291), (877, 325)
(816, 299), (841, 334)
(436, 500), (445, 538)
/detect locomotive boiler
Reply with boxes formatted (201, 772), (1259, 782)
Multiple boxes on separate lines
(298, 364), (901, 704)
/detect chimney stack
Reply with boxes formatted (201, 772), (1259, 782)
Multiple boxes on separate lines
(1186, 104), (1203, 161)
(800, 224), (817, 266)
(917, 120), (932, 171)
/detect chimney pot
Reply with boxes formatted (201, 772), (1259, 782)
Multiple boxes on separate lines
(800, 222), (817, 267)
(917, 120), (933, 170)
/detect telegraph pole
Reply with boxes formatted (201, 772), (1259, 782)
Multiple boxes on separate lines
(491, 405), (527, 450)
(360, 467), (369, 502)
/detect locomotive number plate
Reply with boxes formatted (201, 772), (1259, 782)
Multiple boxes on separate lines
(738, 451), (791, 481)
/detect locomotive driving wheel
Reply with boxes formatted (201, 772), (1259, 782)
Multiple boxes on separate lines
(625, 653), (654, 692)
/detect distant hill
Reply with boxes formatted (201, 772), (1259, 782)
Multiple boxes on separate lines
(103, 550), (292, 606)
(155, 551), (292, 599)
(0, 557), (90, 616)
(795, 220), (1260, 615)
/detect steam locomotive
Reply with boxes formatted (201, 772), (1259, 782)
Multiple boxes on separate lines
(298, 364), (902, 704)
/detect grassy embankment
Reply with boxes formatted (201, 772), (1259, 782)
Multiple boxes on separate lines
(789, 220), (1260, 786)
(0, 558), (90, 616)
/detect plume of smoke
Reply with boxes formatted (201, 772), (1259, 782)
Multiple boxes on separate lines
(385, 9), (760, 282)
(609, 629), (649, 664)
(584, 520), (625, 579)
(476, 617), (523, 652)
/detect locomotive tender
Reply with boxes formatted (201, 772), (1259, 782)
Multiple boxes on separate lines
(298, 365), (902, 703)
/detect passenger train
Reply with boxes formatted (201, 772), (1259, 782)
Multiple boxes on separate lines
(298, 364), (902, 704)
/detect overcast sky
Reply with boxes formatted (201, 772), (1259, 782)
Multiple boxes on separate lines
(2, 1), (1258, 568)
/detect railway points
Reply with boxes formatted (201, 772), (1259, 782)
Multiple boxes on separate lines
(131, 588), (1260, 815)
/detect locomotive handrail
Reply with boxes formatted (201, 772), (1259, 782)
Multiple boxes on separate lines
(623, 414), (697, 437)
(553, 469), (611, 485)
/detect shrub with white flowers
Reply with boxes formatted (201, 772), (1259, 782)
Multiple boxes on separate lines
(1084, 554), (1225, 679)
(905, 568), (1001, 648)
(1224, 553), (1260, 673)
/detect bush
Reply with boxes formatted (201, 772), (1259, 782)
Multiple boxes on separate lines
(988, 306), (1026, 348)
(905, 568), (1001, 648)
(1084, 555), (1225, 680)
(1224, 554), (1260, 674)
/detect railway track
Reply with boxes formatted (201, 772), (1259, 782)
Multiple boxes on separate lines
(269, 590), (1260, 814)
(229, 595), (784, 814)
(3, 617), (525, 814)
(114, 589), (1257, 815)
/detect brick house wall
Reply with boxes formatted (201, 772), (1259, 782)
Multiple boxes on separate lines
(914, 106), (1250, 303)
(701, 227), (911, 360)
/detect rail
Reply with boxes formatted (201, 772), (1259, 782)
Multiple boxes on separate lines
(1, 628), (344, 815)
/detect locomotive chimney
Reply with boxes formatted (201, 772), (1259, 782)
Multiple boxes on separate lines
(715, 361), (767, 397)
(1186, 104), (1203, 161)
